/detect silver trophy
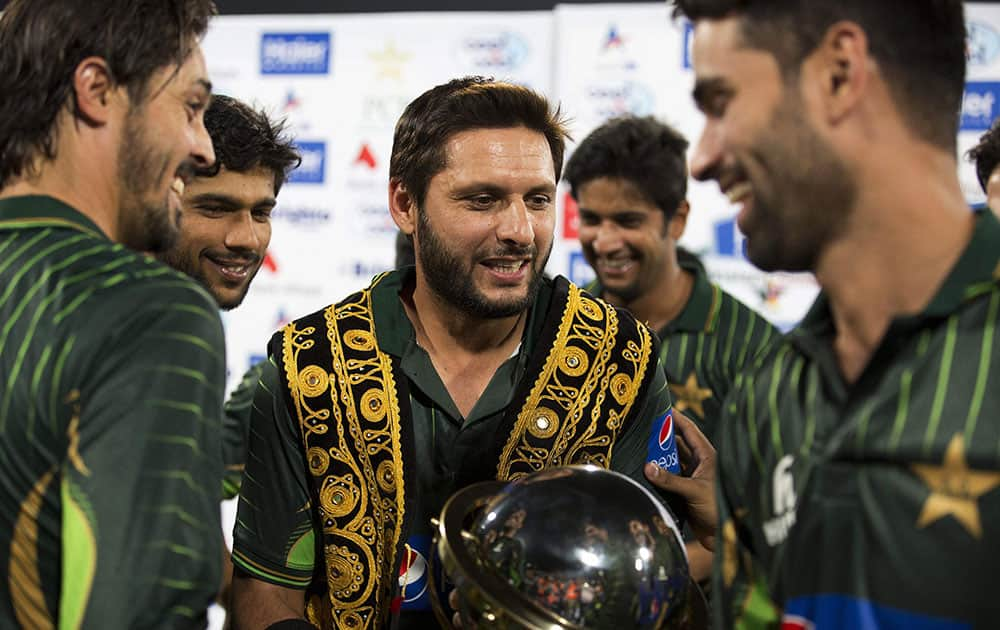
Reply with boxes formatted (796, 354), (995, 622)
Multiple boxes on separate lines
(432, 465), (707, 629)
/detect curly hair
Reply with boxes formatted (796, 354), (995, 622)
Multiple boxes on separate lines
(564, 115), (689, 220)
(196, 95), (301, 195)
(0, 0), (217, 188)
(672, 0), (966, 152)
(968, 121), (1000, 193)
(389, 76), (570, 207)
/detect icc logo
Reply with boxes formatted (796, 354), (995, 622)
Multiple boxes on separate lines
(763, 454), (798, 546)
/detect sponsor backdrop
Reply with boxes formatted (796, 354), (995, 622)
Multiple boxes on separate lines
(206, 5), (1000, 625)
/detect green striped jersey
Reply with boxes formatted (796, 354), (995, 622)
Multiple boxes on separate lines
(0, 196), (226, 628)
(589, 255), (778, 441)
(714, 209), (1000, 629)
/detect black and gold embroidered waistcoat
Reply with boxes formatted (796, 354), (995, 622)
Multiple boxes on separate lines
(272, 273), (658, 629)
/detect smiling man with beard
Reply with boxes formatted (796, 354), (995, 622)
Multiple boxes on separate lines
(0, 0), (225, 627)
(643, 0), (1000, 628)
(229, 77), (677, 630)
(565, 115), (777, 585)
(155, 94), (300, 614)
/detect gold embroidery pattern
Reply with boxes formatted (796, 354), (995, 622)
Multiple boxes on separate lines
(498, 284), (653, 479)
(282, 273), (405, 630)
(10, 466), (57, 630)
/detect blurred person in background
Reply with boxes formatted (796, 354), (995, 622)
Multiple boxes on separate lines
(0, 0), (224, 626)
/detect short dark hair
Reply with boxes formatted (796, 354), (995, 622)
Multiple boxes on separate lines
(389, 76), (570, 207)
(0, 0), (218, 188)
(564, 116), (689, 220)
(672, 0), (966, 151)
(196, 95), (301, 195)
(968, 120), (1000, 193)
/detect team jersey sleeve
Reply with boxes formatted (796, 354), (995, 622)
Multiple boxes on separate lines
(611, 359), (672, 482)
(712, 383), (781, 630)
(67, 280), (226, 628)
(221, 361), (265, 500)
(231, 354), (316, 589)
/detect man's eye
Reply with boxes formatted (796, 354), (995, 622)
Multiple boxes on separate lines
(527, 195), (552, 209)
(470, 195), (496, 208)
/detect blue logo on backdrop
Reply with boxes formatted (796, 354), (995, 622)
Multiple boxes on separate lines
(568, 251), (596, 287)
(961, 82), (1000, 131)
(714, 219), (747, 259)
(460, 32), (529, 71)
(968, 21), (1000, 67)
(682, 21), (694, 69)
(289, 142), (326, 184)
(261, 33), (331, 75)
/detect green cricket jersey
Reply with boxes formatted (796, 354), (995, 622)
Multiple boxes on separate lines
(714, 209), (1000, 629)
(0, 196), (226, 628)
(589, 254), (778, 441)
(221, 361), (263, 500)
(232, 269), (673, 628)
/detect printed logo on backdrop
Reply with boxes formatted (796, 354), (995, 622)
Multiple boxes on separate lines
(260, 32), (332, 75)
(342, 259), (394, 279)
(596, 24), (638, 73)
(262, 251), (279, 274)
(248, 353), (267, 371)
(457, 31), (529, 72)
(357, 204), (397, 237)
(354, 143), (379, 170)
(961, 82), (1000, 132)
(682, 21), (694, 70)
(562, 191), (580, 240)
(713, 218), (746, 259)
(271, 205), (332, 226)
(369, 41), (412, 82)
(289, 142), (326, 184)
(586, 81), (655, 120)
(968, 21), (1000, 67)
(360, 94), (411, 129)
(568, 251), (596, 287)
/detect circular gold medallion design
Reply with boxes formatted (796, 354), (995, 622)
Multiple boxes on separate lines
(376, 460), (396, 493)
(360, 388), (387, 423)
(307, 447), (330, 476)
(610, 373), (633, 405)
(327, 554), (357, 593)
(298, 365), (329, 398)
(579, 297), (605, 322)
(321, 480), (356, 518)
(344, 329), (376, 352)
(340, 612), (364, 629)
(560, 346), (588, 377)
(528, 407), (559, 439)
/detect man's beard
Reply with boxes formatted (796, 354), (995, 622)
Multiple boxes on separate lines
(416, 209), (549, 319)
(116, 108), (183, 253)
(740, 93), (857, 273)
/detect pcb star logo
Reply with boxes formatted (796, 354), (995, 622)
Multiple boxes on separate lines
(669, 372), (712, 418)
(911, 433), (1000, 539)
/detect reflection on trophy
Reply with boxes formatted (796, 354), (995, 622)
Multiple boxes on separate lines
(431, 465), (708, 629)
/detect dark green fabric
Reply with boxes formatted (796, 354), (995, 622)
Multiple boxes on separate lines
(221, 361), (264, 500)
(589, 256), (778, 441)
(232, 269), (673, 626)
(714, 209), (1000, 629)
(0, 195), (226, 627)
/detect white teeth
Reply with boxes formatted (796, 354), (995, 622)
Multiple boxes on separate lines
(170, 178), (185, 197)
(600, 259), (632, 270)
(492, 263), (521, 273)
(725, 182), (752, 203)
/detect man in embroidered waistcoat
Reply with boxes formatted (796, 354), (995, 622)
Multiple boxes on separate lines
(155, 94), (300, 612)
(0, 1), (226, 627)
(647, 1), (1000, 628)
(230, 77), (677, 630)
(565, 115), (778, 583)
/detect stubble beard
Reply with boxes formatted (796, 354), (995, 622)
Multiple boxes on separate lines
(416, 209), (550, 319)
(743, 92), (857, 273)
(117, 108), (180, 253)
